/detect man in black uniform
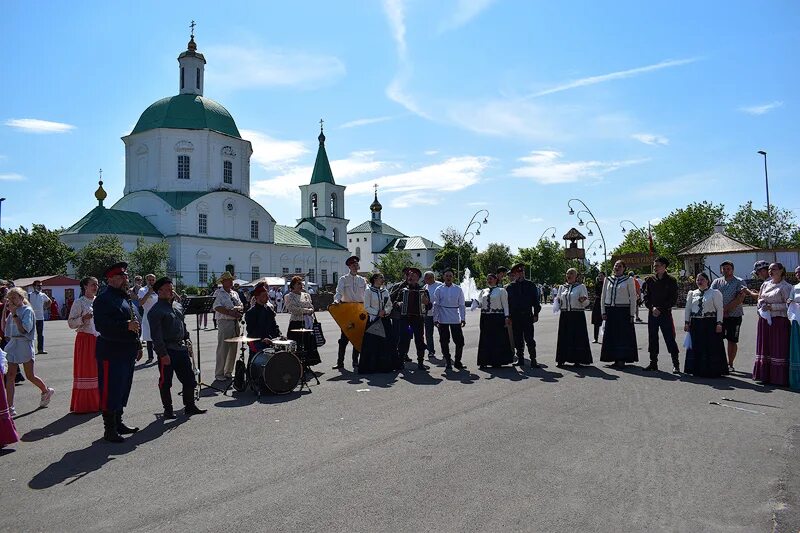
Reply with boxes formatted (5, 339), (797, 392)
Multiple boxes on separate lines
(244, 282), (281, 362)
(506, 263), (541, 368)
(642, 256), (681, 373)
(148, 277), (207, 419)
(93, 261), (142, 443)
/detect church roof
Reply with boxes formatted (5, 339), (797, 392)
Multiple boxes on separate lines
(274, 225), (347, 250)
(677, 230), (759, 256)
(295, 217), (327, 231)
(62, 206), (164, 237)
(150, 191), (210, 210)
(130, 94), (241, 138)
(381, 236), (442, 253)
(348, 220), (406, 237)
(310, 130), (336, 185)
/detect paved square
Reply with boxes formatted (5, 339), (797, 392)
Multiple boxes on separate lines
(1, 308), (798, 532)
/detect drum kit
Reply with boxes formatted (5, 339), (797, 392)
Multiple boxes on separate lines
(224, 328), (320, 397)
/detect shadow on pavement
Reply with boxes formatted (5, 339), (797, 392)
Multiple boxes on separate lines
(21, 412), (101, 442)
(441, 368), (480, 384)
(481, 366), (528, 382)
(399, 368), (443, 386)
(0, 447), (16, 456)
(28, 417), (189, 489)
(521, 366), (563, 382)
(560, 365), (619, 381)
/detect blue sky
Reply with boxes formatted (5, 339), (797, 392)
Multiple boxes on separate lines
(1, 0), (798, 258)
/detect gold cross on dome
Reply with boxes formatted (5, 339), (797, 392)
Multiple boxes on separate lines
(190, 20), (196, 37)
(319, 118), (324, 132)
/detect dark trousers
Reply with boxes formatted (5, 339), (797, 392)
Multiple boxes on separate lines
(337, 331), (360, 366)
(146, 341), (154, 359)
(511, 314), (536, 359)
(648, 310), (680, 365)
(593, 324), (601, 342)
(397, 317), (426, 361)
(158, 347), (197, 410)
(424, 316), (436, 354)
(35, 319), (44, 352)
(96, 339), (137, 414)
(438, 323), (464, 362)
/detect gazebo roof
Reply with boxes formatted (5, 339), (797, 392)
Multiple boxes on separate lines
(677, 228), (759, 256)
(563, 227), (586, 241)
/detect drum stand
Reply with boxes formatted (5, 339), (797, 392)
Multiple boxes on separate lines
(293, 330), (320, 392)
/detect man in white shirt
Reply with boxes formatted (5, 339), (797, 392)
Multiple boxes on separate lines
(422, 271), (442, 360)
(332, 256), (367, 370)
(28, 280), (52, 354)
(137, 274), (158, 363)
(433, 268), (467, 370)
(213, 271), (243, 381)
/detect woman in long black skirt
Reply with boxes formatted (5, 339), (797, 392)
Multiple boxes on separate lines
(591, 272), (606, 343)
(600, 260), (639, 368)
(359, 272), (401, 373)
(476, 273), (514, 369)
(555, 268), (593, 367)
(684, 272), (728, 377)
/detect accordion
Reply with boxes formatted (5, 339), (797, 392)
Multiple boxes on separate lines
(400, 288), (427, 317)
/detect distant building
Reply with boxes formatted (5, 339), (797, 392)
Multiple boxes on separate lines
(347, 188), (441, 271)
(60, 32), (349, 286)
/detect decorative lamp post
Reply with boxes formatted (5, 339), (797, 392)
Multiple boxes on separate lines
(457, 209), (489, 281)
(568, 199), (607, 264)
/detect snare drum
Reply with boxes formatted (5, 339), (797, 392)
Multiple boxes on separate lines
(270, 339), (297, 353)
(249, 349), (302, 395)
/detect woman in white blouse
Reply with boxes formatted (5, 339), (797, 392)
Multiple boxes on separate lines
(599, 260), (639, 368)
(475, 273), (513, 369)
(683, 272), (727, 377)
(283, 276), (320, 366)
(753, 262), (794, 385)
(788, 266), (800, 390)
(359, 272), (400, 373)
(67, 277), (101, 412)
(555, 268), (592, 368)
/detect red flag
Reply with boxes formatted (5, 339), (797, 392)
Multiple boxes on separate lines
(648, 223), (655, 254)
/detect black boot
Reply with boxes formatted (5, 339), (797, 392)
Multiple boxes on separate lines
(163, 406), (177, 420)
(453, 359), (465, 370)
(529, 358), (540, 369)
(514, 355), (525, 367)
(644, 361), (659, 371)
(444, 357), (453, 370)
(116, 412), (139, 434)
(671, 354), (681, 374)
(184, 403), (207, 416)
(102, 411), (124, 443)
(417, 358), (429, 371)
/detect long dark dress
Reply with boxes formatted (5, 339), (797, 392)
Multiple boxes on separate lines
(600, 307), (638, 363)
(591, 283), (603, 326)
(359, 317), (401, 373)
(287, 320), (321, 366)
(477, 313), (514, 366)
(556, 312), (593, 364)
(684, 317), (728, 377)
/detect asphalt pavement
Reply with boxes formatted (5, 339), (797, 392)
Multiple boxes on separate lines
(1, 306), (799, 532)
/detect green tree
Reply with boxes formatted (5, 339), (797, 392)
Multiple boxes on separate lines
(652, 201), (726, 266)
(0, 224), (75, 280)
(726, 201), (798, 249)
(375, 250), (421, 283)
(515, 240), (569, 285)
(128, 238), (170, 277)
(74, 235), (128, 280)
(474, 242), (513, 278)
(432, 226), (478, 279)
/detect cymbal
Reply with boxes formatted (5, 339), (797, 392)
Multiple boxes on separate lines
(289, 328), (315, 333)
(223, 336), (260, 343)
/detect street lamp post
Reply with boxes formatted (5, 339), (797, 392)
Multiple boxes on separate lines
(568, 199), (607, 264)
(757, 150), (772, 252)
(619, 219), (642, 234)
(0, 198), (5, 230)
(457, 209), (489, 281)
(538, 226), (557, 242)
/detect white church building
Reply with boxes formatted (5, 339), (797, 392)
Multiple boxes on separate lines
(61, 33), (350, 286)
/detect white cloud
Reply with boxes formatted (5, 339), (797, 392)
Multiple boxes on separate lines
(0, 173), (25, 181)
(526, 57), (700, 99)
(511, 150), (647, 185)
(390, 192), (440, 208)
(240, 129), (308, 171)
(467, 201), (488, 206)
(738, 101), (783, 115)
(204, 45), (345, 91)
(4, 118), (75, 134)
(632, 133), (669, 146)
(439, 0), (498, 32)
(339, 116), (395, 129)
(524, 216), (545, 223)
(383, 0), (408, 61)
(424, 150), (439, 156)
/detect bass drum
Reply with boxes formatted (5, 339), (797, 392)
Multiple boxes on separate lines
(249, 349), (302, 395)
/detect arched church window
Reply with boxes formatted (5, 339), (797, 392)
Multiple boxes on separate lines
(196, 67), (201, 89)
(355, 246), (361, 258)
(310, 193), (318, 216)
(223, 160), (232, 184)
(330, 193), (337, 217)
(198, 213), (208, 234)
(332, 228), (338, 242)
(178, 155), (190, 179)
(250, 220), (259, 239)
(181, 67), (185, 90)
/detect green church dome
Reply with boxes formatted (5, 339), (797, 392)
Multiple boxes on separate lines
(130, 94), (241, 138)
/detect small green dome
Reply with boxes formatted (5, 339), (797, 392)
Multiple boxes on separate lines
(130, 94), (241, 138)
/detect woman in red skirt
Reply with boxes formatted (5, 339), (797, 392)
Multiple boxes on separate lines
(0, 347), (19, 447)
(67, 277), (101, 413)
